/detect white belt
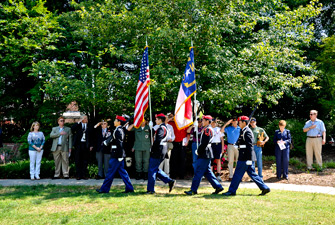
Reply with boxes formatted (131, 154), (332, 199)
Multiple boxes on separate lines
(239, 145), (246, 149)
(207, 144), (212, 148)
(112, 145), (117, 149)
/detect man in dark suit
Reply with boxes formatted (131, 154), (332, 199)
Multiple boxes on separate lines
(93, 119), (112, 179)
(222, 116), (270, 196)
(71, 115), (93, 180)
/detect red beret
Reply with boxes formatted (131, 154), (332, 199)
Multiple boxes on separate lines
(202, 115), (213, 120)
(116, 115), (126, 122)
(238, 116), (249, 121)
(155, 113), (166, 118)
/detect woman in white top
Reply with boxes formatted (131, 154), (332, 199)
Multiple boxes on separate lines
(27, 121), (45, 180)
(211, 119), (224, 182)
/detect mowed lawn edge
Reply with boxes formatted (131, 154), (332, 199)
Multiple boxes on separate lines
(0, 185), (334, 224)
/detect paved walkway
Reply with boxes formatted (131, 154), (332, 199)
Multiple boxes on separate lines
(1, 179), (334, 195)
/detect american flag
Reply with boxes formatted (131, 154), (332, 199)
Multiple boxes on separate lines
(134, 46), (150, 128)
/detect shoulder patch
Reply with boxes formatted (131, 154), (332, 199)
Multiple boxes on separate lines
(204, 128), (213, 136)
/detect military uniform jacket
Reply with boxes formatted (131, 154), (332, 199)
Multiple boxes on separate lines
(151, 123), (168, 159)
(197, 125), (214, 159)
(105, 126), (126, 158)
(131, 125), (151, 151)
(237, 126), (254, 161)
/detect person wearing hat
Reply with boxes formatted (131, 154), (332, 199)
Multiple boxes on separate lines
(96, 115), (134, 193)
(186, 117), (203, 174)
(93, 119), (112, 179)
(185, 115), (224, 195)
(221, 117), (241, 181)
(222, 116), (270, 196)
(210, 118), (224, 182)
(146, 113), (176, 194)
(249, 117), (269, 179)
(127, 118), (152, 180)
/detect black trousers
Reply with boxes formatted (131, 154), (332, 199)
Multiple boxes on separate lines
(170, 142), (186, 179)
(75, 142), (89, 178)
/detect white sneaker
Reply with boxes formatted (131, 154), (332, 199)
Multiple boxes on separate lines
(216, 176), (222, 182)
(31, 176), (35, 180)
(35, 175), (40, 180)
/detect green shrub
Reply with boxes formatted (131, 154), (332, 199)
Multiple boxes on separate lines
(324, 160), (335, 168)
(263, 155), (276, 162)
(289, 157), (306, 170)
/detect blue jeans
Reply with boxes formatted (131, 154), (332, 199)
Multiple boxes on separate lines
(252, 146), (263, 178)
(147, 157), (173, 192)
(228, 160), (269, 194)
(191, 142), (198, 173)
(100, 158), (134, 193)
(191, 158), (223, 192)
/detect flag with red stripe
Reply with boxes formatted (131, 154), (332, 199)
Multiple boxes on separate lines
(134, 46), (150, 128)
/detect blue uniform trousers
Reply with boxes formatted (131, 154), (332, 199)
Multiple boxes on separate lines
(275, 148), (289, 179)
(191, 142), (198, 174)
(252, 145), (263, 178)
(100, 158), (134, 193)
(228, 160), (269, 194)
(191, 158), (223, 192)
(147, 157), (173, 192)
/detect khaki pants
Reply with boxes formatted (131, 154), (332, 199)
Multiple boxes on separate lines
(306, 137), (322, 168)
(228, 145), (239, 178)
(53, 146), (69, 177)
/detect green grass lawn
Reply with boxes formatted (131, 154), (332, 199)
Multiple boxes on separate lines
(1, 185), (334, 224)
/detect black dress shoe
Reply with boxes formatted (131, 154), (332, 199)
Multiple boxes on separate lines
(96, 175), (103, 180)
(259, 189), (271, 196)
(135, 173), (141, 180)
(83, 177), (89, 180)
(143, 172), (148, 180)
(96, 189), (107, 193)
(64, 177), (69, 179)
(212, 187), (224, 195)
(52, 176), (60, 180)
(222, 192), (236, 196)
(122, 190), (134, 193)
(146, 191), (155, 194)
(169, 180), (176, 193)
(76, 177), (81, 180)
(184, 190), (197, 195)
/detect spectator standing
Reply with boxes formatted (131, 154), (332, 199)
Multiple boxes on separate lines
(211, 118), (224, 181)
(249, 117), (269, 179)
(71, 115), (93, 180)
(303, 110), (326, 170)
(27, 121), (45, 180)
(222, 116), (270, 196)
(128, 118), (151, 180)
(50, 117), (73, 179)
(221, 117), (241, 181)
(168, 114), (187, 179)
(273, 120), (292, 180)
(93, 120), (112, 179)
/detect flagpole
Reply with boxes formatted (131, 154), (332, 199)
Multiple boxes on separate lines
(191, 40), (199, 149)
(147, 38), (153, 146)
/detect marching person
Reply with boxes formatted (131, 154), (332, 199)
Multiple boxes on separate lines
(211, 118), (224, 182)
(27, 121), (45, 180)
(96, 115), (134, 194)
(146, 113), (176, 194)
(303, 110), (326, 170)
(222, 116), (270, 196)
(249, 117), (269, 179)
(50, 117), (73, 179)
(185, 115), (224, 195)
(186, 118), (203, 174)
(159, 113), (175, 176)
(93, 119), (112, 179)
(274, 120), (292, 180)
(221, 117), (241, 181)
(128, 118), (151, 180)
(71, 115), (93, 180)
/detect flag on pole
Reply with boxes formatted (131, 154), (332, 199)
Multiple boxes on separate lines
(174, 47), (196, 130)
(134, 46), (150, 128)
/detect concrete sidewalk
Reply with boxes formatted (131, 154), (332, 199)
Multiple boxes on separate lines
(1, 179), (334, 195)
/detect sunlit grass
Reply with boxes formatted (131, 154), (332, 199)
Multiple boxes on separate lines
(0, 185), (334, 224)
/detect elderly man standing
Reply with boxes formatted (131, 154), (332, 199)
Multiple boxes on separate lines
(303, 110), (326, 170)
(50, 117), (73, 179)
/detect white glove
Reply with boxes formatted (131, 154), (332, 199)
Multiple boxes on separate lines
(195, 150), (198, 155)
(103, 140), (107, 146)
(118, 158), (123, 162)
(246, 160), (252, 165)
(149, 121), (153, 129)
(194, 120), (198, 128)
